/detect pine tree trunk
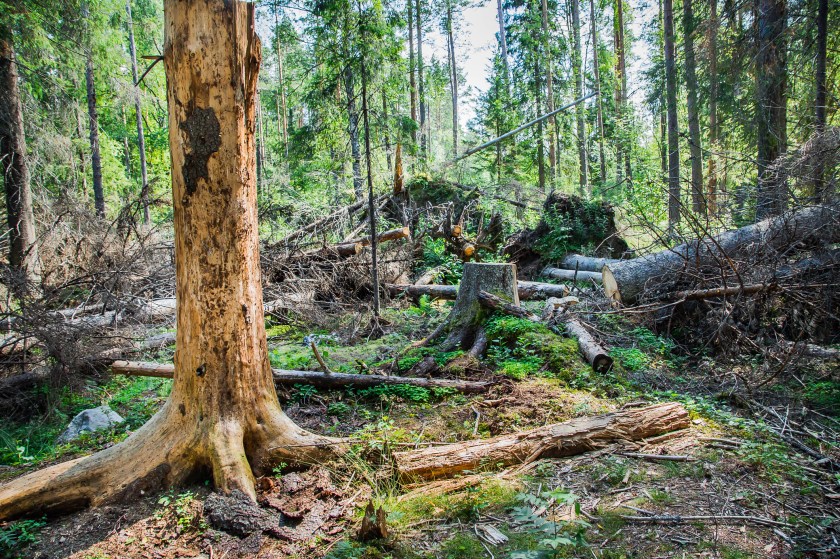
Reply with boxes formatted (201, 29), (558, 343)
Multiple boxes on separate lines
(126, 0), (150, 225)
(755, 0), (787, 220)
(0, 25), (41, 287)
(683, 0), (704, 216)
(707, 0), (718, 214)
(344, 68), (364, 201)
(590, 0), (606, 186)
(497, 0), (511, 90)
(541, 0), (557, 184)
(382, 89), (393, 172)
(814, 0), (827, 200)
(535, 59), (545, 193)
(83, 7), (105, 218)
(447, 4), (459, 157)
(614, 0), (630, 186)
(570, 0), (587, 192)
(0, 0), (337, 521)
(663, 0), (681, 231)
(416, 0), (427, 159)
(408, 0), (417, 142)
(274, 2), (289, 161)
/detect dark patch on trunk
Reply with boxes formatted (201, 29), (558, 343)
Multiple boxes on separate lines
(114, 462), (172, 502)
(180, 107), (221, 197)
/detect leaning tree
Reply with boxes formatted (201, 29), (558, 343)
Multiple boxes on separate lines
(0, 0), (338, 520)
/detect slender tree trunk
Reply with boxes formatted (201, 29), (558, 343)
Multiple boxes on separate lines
(126, 0), (150, 225)
(541, 0), (557, 185)
(344, 68), (364, 201)
(613, 0), (624, 185)
(256, 91), (265, 192)
(814, 0), (828, 200)
(570, 0), (587, 193)
(590, 0), (606, 186)
(274, 2), (289, 161)
(360, 60), (380, 316)
(446, 4), (459, 157)
(408, 0), (417, 143)
(497, 0), (511, 90)
(382, 89), (392, 172)
(683, 0), (704, 216)
(83, 2), (105, 218)
(663, 0), (681, 231)
(122, 109), (132, 175)
(0, 25), (41, 287)
(535, 59), (545, 193)
(74, 97), (88, 197)
(707, 0), (718, 213)
(755, 0), (787, 220)
(416, 0), (427, 159)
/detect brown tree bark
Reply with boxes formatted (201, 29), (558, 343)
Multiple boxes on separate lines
(83, 1), (105, 218)
(663, 0), (681, 231)
(755, 0), (787, 220)
(707, 0), (719, 214)
(408, 0), (417, 142)
(0, 24), (41, 287)
(446, 3), (459, 157)
(683, 0), (704, 216)
(814, 0), (828, 200)
(570, 0), (586, 192)
(541, 0), (557, 184)
(274, 1), (289, 160)
(416, 0), (427, 159)
(0, 0), (337, 521)
(126, 0), (150, 225)
(590, 0), (606, 186)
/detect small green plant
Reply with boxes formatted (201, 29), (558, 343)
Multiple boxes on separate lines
(510, 488), (589, 557)
(156, 491), (205, 533)
(0, 518), (46, 558)
(292, 384), (319, 404)
(358, 384), (431, 403)
(499, 358), (542, 380)
(327, 401), (351, 416)
(610, 348), (650, 371)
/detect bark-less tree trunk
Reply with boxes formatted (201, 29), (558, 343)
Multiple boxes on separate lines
(663, 0), (681, 231)
(0, 0), (338, 521)
(82, 1), (105, 218)
(446, 3), (459, 157)
(540, 0), (557, 184)
(755, 0), (787, 220)
(416, 0), (427, 159)
(126, 0), (150, 225)
(570, 0), (587, 192)
(707, 0), (719, 214)
(590, 0), (606, 185)
(682, 0), (704, 216)
(0, 24), (41, 287)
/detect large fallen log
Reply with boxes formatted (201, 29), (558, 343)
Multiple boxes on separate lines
(602, 204), (840, 304)
(543, 267), (602, 283)
(110, 360), (489, 394)
(387, 281), (569, 301)
(560, 254), (621, 272)
(393, 402), (689, 481)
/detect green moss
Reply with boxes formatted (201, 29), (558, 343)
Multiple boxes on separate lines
(393, 479), (519, 527)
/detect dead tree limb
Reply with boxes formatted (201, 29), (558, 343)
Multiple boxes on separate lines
(393, 402), (689, 481)
(543, 267), (603, 283)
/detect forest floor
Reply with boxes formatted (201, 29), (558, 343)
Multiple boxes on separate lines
(1, 299), (838, 559)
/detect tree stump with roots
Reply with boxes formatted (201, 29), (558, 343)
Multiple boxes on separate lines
(433, 262), (519, 355)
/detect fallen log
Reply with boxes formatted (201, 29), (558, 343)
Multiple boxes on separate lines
(387, 281), (569, 301)
(560, 254), (620, 272)
(670, 283), (773, 301)
(561, 318), (613, 373)
(543, 267), (602, 283)
(602, 204), (840, 304)
(477, 290), (540, 322)
(339, 226), (410, 250)
(110, 360), (489, 394)
(415, 266), (444, 286)
(393, 402), (689, 481)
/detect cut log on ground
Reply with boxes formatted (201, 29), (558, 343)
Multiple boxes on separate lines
(602, 204), (840, 304)
(543, 267), (603, 283)
(560, 254), (621, 272)
(387, 281), (569, 301)
(415, 266), (444, 286)
(110, 360), (490, 394)
(393, 402), (689, 481)
(337, 227), (410, 252)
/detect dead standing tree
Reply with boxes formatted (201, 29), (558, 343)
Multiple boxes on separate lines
(0, 0), (341, 521)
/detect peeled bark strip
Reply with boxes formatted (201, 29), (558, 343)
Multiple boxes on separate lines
(602, 205), (840, 304)
(111, 360), (490, 393)
(394, 403), (689, 481)
(543, 266), (603, 283)
(561, 317), (613, 373)
(387, 281), (568, 301)
(560, 254), (619, 273)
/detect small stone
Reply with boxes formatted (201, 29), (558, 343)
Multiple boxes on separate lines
(57, 406), (124, 443)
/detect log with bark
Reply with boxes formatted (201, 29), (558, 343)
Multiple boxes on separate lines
(560, 254), (620, 272)
(387, 281), (569, 301)
(110, 360), (490, 394)
(337, 226), (410, 251)
(602, 204), (840, 304)
(393, 402), (689, 481)
(543, 266), (603, 283)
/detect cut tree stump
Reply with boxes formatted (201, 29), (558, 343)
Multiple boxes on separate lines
(543, 267), (603, 283)
(602, 204), (840, 304)
(110, 360), (489, 393)
(393, 403), (689, 481)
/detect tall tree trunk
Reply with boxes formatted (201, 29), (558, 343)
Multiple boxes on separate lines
(274, 2), (289, 161)
(814, 0), (828, 200)
(614, 0), (631, 186)
(344, 68), (364, 201)
(256, 91), (265, 192)
(0, 25), (41, 287)
(416, 0), (427, 159)
(446, 4), (459, 157)
(683, 0), (704, 216)
(707, 0), (718, 213)
(0, 0), (337, 522)
(382, 89), (393, 172)
(663, 0), (681, 231)
(360, 55), (380, 317)
(82, 1), (105, 218)
(497, 0), (511, 90)
(408, 0), (417, 143)
(570, 0), (587, 193)
(755, 0), (787, 220)
(590, 0), (606, 186)
(126, 0), (150, 225)
(535, 59), (545, 193)
(541, 0), (557, 185)
(74, 97), (89, 197)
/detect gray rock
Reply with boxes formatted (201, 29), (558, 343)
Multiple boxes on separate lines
(58, 405), (124, 443)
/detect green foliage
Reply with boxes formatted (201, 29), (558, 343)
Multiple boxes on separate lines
(499, 358), (543, 380)
(358, 384), (431, 403)
(327, 401), (351, 416)
(803, 381), (840, 415)
(534, 201), (611, 262)
(609, 348), (650, 371)
(0, 518), (46, 558)
(509, 488), (589, 557)
(156, 491), (206, 533)
(396, 347), (464, 372)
